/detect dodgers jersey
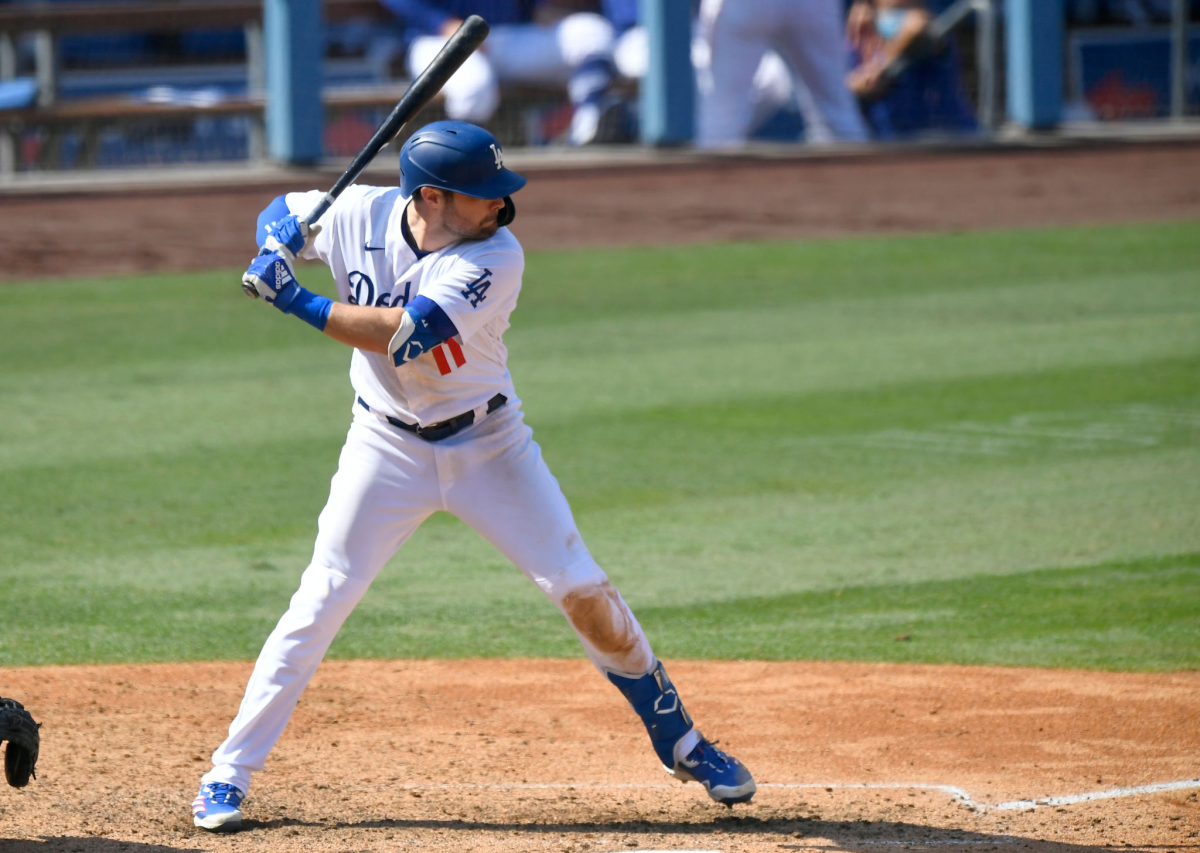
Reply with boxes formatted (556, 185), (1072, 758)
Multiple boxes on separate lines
(283, 185), (524, 426)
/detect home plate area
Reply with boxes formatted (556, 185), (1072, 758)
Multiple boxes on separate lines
(0, 659), (1196, 852)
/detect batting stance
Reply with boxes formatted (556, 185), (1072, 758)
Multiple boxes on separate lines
(191, 121), (755, 831)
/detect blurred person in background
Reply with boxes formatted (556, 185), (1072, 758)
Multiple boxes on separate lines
(696, 0), (868, 147)
(381, 0), (626, 144)
(609, 3), (800, 144)
(845, 0), (977, 139)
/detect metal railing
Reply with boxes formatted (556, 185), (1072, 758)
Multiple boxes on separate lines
(0, 0), (390, 174)
(876, 0), (999, 132)
(1172, 0), (1188, 118)
(940, 0), (999, 131)
(0, 0), (387, 110)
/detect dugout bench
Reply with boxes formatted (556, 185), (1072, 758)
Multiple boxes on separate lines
(0, 0), (569, 175)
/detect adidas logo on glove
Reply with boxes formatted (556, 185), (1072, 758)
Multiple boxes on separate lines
(275, 263), (294, 291)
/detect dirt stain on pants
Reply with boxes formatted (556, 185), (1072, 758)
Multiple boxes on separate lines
(561, 581), (654, 676)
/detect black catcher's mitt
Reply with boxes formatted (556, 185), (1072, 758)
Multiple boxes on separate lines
(0, 697), (40, 787)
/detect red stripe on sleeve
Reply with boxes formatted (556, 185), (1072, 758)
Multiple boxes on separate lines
(446, 337), (467, 367)
(431, 345), (451, 375)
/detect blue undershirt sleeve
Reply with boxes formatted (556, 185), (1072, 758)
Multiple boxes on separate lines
(255, 195), (292, 250)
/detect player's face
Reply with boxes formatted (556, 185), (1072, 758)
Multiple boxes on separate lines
(442, 192), (506, 240)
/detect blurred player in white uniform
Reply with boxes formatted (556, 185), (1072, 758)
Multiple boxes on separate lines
(385, 0), (619, 144)
(697, 0), (868, 146)
(189, 122), (756, 832)
(612, 22), (801, 145)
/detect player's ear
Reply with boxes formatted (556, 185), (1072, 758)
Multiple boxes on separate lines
(420, 187), (451, 207)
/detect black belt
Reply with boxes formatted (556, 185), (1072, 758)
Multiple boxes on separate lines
(358, 394), (507, 443)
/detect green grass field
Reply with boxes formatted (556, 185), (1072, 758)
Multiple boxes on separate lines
(1, 222), (1197, 670)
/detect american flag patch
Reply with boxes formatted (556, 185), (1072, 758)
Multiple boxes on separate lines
(432, 338), (467, 376)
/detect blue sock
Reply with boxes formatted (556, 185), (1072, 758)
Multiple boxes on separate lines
(607, 661), (693, 768)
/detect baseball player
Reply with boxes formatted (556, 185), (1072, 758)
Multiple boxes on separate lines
(190, 120), (756, 832)
(697, 0), (869, 146)
(383, 0), (620, 144)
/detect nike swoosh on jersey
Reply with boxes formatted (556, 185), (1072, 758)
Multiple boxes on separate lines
(364, 243), (385, 252)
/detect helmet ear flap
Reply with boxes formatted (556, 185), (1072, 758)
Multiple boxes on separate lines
(497, 196), (516, 228)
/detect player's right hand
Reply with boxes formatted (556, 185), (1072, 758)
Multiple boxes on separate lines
(241, 251), (301, 311)
(263, 214), (321, 262)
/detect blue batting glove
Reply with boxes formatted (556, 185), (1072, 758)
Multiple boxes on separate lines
(241, 251), (301, 312)
(263, 214), (320, 260)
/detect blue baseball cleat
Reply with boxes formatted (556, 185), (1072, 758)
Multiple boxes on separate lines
(192, 782), (245, 831)
(669, 737), (757, 806)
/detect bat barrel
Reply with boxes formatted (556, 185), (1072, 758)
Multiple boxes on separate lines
(304, 15), (490, 227)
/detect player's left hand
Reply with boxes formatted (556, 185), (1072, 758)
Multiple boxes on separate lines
(263, 214), (321, 261)
(241, 251), (302, 311)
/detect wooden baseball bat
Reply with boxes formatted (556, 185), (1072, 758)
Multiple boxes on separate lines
(303, 15), (490, 227)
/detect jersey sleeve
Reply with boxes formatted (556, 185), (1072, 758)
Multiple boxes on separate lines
(417, 241), (524, 344)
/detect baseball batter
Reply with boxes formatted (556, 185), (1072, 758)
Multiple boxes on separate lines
(697, 0), (868, 146)
(191, 121), (756, 832)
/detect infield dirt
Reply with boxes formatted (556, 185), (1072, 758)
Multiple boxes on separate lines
(0, 659), (1197, 852)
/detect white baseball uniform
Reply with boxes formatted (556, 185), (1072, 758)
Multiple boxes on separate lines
(407, 14), (616, 144)
(200, 185), (694, 796)
(697, 0), (869, 146)
(612, 25), (800, 144)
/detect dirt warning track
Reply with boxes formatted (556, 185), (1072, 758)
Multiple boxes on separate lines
(0, 659), (1196, 852)
(2, 141), (1199, 281)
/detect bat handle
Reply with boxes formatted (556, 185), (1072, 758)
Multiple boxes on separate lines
(305, 192), (337, 229)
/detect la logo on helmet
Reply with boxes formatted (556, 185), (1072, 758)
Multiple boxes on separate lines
(489, 143), (503, 170)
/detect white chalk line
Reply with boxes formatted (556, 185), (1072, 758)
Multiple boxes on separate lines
(385, 778), (1200, 811)
(764, 779), (1200, 811)
(989, 778), (1200, 810)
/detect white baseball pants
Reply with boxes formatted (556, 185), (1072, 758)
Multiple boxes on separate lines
(202, 401), (659, 796)
(697, 0), (868, 146)
(614, 25), (799, 140)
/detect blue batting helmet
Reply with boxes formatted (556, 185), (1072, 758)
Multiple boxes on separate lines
(399, 121), (526, 202)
